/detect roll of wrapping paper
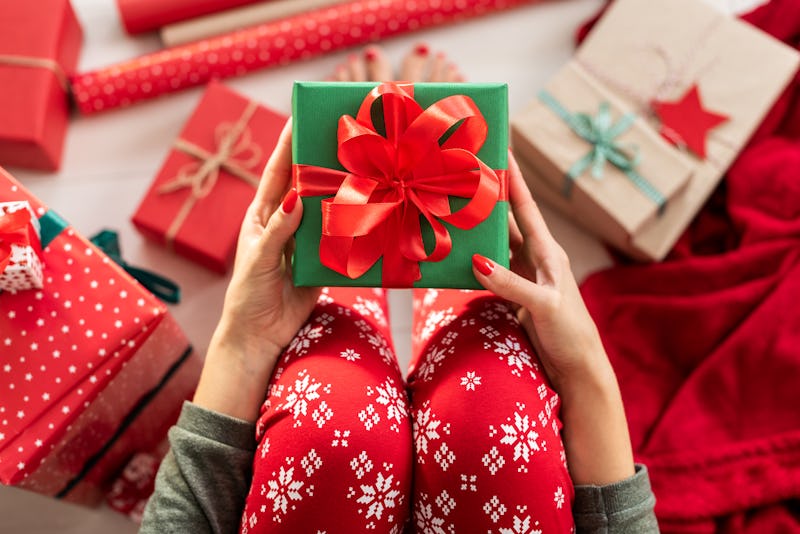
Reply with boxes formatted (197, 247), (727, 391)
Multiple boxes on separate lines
(72, 0), (544, 115)
(161, 0), (349, 47)
(117, 0), (265, 34)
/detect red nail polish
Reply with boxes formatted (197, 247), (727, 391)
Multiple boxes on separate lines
(472, 254), (494, 276)
(281, 189), (298, 213)
(365, 49), (377, 61)
(415, 44), (429, 56)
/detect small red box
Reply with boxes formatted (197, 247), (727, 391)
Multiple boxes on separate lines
(0, 167), (202, 505)
(0, 0), (83, 171)
(132, 81), (287, 273)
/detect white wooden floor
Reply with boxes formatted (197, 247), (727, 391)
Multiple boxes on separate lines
(0, 0), (757, 531)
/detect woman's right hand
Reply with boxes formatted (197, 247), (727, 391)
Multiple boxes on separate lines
(472, 153), (636, 485)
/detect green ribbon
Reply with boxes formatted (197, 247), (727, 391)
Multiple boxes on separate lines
(538, 90), (666, 213)
(39, 210), (69, 248)
(90, 230), (181, 304)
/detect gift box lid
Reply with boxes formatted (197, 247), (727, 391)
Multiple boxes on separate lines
(292, 81), (510, 288)
(0, 167), (170, 477)
(0, 0), (83, 170)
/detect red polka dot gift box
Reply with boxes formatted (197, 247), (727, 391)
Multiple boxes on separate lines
(0, 167), (202, 506)
(131, 80), (286, 273)
(0, 0), (83, 171)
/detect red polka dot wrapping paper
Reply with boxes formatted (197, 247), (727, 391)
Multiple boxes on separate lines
(117, 0), (262, 35)
(0, 167), (201, 504)
(70, 0), (544, 114)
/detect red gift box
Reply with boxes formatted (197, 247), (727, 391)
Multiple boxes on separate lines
(0, 167), (202, 505)
(0, 0), (83, 171)
(132, 80), (286, 273)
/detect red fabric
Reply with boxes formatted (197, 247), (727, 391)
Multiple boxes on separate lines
(578, 1), (800, 531)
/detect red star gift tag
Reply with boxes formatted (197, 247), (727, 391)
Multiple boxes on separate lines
(651, 83), (728, 158)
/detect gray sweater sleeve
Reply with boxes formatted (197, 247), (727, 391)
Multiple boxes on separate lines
(573, 464), (659, 533)
(139, 401), (257, 534)
(140, 402), (658, 533)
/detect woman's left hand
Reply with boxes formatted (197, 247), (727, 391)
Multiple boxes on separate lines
(193, 119), (320, 422)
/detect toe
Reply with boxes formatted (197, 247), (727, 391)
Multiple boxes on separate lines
(400, 43), (431, 82)
(364, 46), (393, 81)
(429, 52), (448, 82)
(347, 53), (367, 81)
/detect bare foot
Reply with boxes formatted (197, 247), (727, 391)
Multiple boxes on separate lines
(329, 43), (464, 82)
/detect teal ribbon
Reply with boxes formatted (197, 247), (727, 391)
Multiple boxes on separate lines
(90, 230), (181, 304)
(538, 90), (666, 213)
(39, 210), (69, 248)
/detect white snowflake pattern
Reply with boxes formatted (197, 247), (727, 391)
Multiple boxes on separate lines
(482, 446), (506, 475)
(286, 323), (325, 358)
(340, 348), (361, 361)
(459, 371), (482, 391)
(416, 343), (454, 382)
(434, 442), (456, 471)
(435, 490), (456, 516)
(355, 471), (401, 521)
(349, 451), (374, 479)
(262, 464), (304, 522)
(483, 495), (508, 523)
(554, 486), (565, 509)
(415, 494), (447, 534)
(460, 473), (478, 492)
(353, 297), (387, 328)
(419, 307), (457, 342)
(372, 379), (407, 431)
(500, 411), (542, 464)
(422, 288), (440, 307)
(281, 371), (330, 428)
(332, 429), (350, 447)
(300, 449), (323, 477)
(413, 404), (442, 460)
(492, 336), (537, 378)
(358, 404), (380, 431)
(499, 515), (542, 534)
(311, 400), (334, 428)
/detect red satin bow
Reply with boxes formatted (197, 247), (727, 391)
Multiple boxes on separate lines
(294, 82), (504, 287)
(0, 208), (37, 273)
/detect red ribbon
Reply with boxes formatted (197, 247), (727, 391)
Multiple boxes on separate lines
(294, 82), (507, 287)
(0, 208), (39, 273)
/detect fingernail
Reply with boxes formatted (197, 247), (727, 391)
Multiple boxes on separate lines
(365, 49), (377, 61)
(415, 44), (429, 56)
(472, 254), (494, 276)
(347, 53), (358, 62)
(281, 189), (298, 213)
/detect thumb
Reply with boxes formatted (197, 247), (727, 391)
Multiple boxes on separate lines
(472, 254), (549, 314)
(258, 189), (302, 271)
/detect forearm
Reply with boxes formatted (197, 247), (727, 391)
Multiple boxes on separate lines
(192, 319), (281, 423)
(560, 360), (636, 486)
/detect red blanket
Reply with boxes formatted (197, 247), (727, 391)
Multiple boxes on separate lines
(577, 1), (800, 532)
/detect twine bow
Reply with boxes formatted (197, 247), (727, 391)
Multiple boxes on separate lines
(538, 90), (666, 211)
(158, 101), (263, 245)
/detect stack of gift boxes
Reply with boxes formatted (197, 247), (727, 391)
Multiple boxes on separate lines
(1, 0), (799, 524)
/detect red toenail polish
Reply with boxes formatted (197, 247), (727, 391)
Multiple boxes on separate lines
(365, 50), (377, 61)
(281, 189), (298, 214)
(415, 44), (429, 56)
(472, 254), (494, 276)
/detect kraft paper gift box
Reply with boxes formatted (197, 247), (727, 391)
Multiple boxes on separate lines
(511, 0), (800, 261)
(292, 81), (510, 289)
(0, 0), (83, 170)
(0, 167), (202, 505)
(132, 80), (287, 273)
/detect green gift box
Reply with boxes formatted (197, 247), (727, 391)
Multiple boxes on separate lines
(292, 81), (509, 288)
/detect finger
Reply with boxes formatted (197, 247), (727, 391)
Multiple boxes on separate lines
(251, 118), (294, 223)
(507, 153), (559, 263)
(258, 188), (303, 272)
(472, 253), (551, 315)
(508, 210), (523, 250)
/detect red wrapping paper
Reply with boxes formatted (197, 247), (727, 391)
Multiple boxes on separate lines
(71, 0), (543, 114)
(0, 0), (82, 170)
(116, 0), (264, 35)
(132, 80), (286, 273)
(0, 167), (202, 505)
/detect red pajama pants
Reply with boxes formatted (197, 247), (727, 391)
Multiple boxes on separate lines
(240, 288), (574, 534)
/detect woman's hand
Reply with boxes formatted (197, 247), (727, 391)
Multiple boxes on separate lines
(472, 153), (635, 485)
(193, 119), (320, 422)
